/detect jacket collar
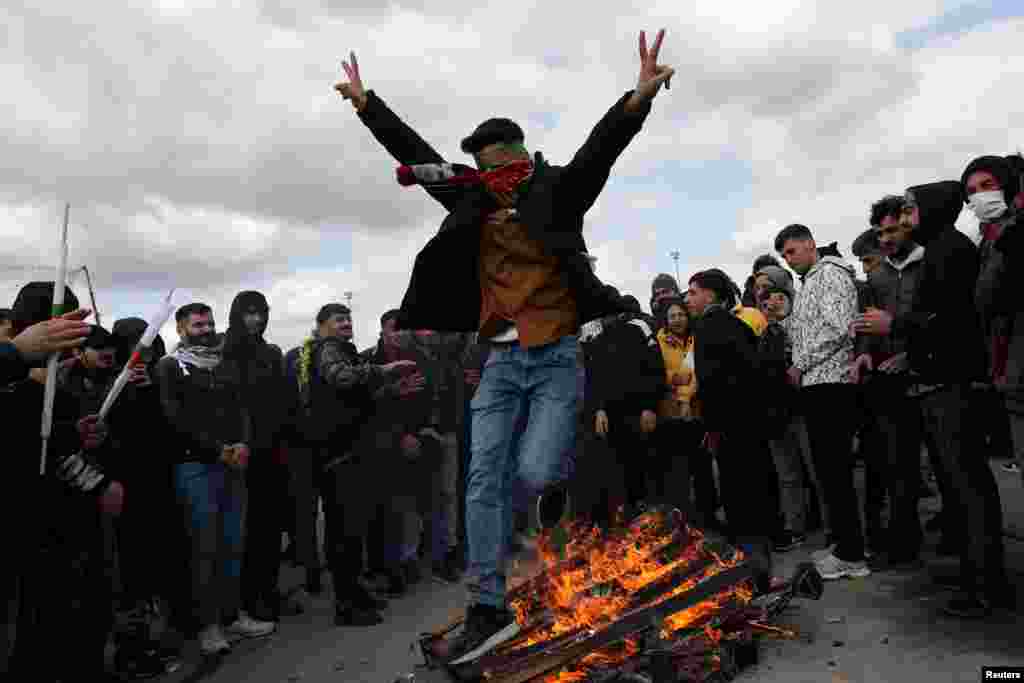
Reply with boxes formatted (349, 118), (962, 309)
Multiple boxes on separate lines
(885, 244), (925, 272)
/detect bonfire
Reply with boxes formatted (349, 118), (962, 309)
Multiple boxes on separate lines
(415, 506), (822, 683)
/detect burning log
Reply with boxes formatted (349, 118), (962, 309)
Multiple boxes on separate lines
(456, 564), (754, 683)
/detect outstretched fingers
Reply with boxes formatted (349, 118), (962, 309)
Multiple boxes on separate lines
(639, 30), (647, 63)
(650, 28), (665, 60)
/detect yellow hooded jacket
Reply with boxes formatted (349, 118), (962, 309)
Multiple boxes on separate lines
(656, 328), (697, 419)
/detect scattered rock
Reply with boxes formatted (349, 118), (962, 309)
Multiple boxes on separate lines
(360, 658), (370, 665)
(880, 636), (890, 645)
(832, 640), (845, 648)
(826, 616), (844, 624)
(827, 660), (838, 668)
(286, 674), (302, 682)
(334, 660), (346, 671)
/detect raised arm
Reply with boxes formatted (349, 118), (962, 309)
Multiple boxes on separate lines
(335, 52), (460, 211)
(561, 29), (675, 216)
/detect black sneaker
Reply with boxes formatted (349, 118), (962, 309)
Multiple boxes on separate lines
(114, 644), (176, 680)
(433, 604), (513, 665)
(773, 531), (807, 553)
(334, 602), (383, 627)
(867, 554), (924, 573)
(942, 594), (992, 619)
(433, 549), (462, 584)
(537, 488), (570, 530)
(385, 568), (408, 597)
(404, 558), (424, 585)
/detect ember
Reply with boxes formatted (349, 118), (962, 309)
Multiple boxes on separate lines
(416, 506), (823, 683)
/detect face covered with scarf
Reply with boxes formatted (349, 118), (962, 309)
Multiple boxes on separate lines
(474, 142), (534, 206)
(224, 291), (269, 357)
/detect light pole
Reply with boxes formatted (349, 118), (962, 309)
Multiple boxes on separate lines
(669, 250), (681, 284)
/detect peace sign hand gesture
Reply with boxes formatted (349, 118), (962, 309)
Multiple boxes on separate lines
(334, 51), (368, 112)
(628, 29), (674, 111)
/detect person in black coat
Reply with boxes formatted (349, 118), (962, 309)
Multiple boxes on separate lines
(334, 32), (675, 660)
(590, 294), (666, 519)
(855, 180), (1008, 618)
(686, 269), (777, 593)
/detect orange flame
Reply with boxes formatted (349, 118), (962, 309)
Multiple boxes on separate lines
(507, 509), (754, 679)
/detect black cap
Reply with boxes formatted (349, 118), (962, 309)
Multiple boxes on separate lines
(460, 118), (525, 155)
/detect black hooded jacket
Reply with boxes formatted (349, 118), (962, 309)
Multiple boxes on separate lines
(890, 181), (987, 384)
(355, 90), (645, 333)
(219, 291), (290, 453)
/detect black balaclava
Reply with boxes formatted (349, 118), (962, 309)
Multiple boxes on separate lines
(111, 317), (166, 372)
(223, 291), (269, 359)
(905, 181), (963, 247)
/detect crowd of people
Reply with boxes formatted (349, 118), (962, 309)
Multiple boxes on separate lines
(2, 34), (1022, 681)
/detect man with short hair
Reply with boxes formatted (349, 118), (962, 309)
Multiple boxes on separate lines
(774, 224), (868, 580)
(849, 195), (927, 572)
(686, 269), (777, 592)
(335, 30), (674, 658)
(857, 178), (1008, 617)
(295, 303), (414, 626)
(851, 229), (884, 277)
(157, 303), (272, 654)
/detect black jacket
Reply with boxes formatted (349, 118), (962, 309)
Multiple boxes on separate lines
(891, 181), (987, 385)
(156, 356), (251, 462)
(587, 313), (665, 421)
(355, 90), (651, 332)
(693, 306), (765, 433)
(856, 247), (926, 361)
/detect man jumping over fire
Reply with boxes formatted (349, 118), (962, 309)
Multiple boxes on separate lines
(334, 30), (674, 660)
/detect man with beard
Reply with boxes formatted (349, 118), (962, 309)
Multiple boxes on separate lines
(2, 282), (121, 682)
(686, 269), (777, 593)
(856, 180), (1008, 617)
(220, 291), (292, 624)
(336, 31), (673, 660)
(295, 303), (415, 626)
(157, 303), (274, 655)
(848, 195), (927, 573)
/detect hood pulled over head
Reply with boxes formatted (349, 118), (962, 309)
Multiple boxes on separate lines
(905, 181), (963, 247)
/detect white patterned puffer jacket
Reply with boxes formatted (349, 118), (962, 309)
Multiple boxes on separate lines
(785, 256), (858, 387)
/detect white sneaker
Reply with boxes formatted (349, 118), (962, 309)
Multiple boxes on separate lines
(814, 552), (871, 580)
(811, 544), (837, 561)
(199, 624), (230, 655)
(226, 611), (276, 639)
(811, 544), (873, 561)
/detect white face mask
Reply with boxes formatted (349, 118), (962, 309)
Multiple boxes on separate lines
(968, 190), (1008, 223)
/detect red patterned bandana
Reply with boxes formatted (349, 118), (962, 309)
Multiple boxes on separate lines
(479, 160), (534, 196)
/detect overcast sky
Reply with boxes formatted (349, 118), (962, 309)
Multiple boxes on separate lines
(2, 1), (1021, 350)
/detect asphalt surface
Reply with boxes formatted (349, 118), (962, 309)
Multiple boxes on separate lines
(156, 461), (1024, 683)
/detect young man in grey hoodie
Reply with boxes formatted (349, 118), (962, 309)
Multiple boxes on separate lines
(775, 223), (868, 581)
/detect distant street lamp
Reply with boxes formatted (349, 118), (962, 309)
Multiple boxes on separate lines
(669, 251), (681, 284)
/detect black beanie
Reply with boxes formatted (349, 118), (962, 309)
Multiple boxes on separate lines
(82, 324), (113, 350)
(460, 118), (525, 156)
(960, 155), (1018, 205)
(651, 273), (680, 294)
(112, 317), (166, 367)
(10, 281), (80, 333)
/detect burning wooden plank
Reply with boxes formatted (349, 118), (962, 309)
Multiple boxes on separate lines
(456, 564), (754, 683)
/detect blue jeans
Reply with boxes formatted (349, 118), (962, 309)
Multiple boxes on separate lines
(174, 462), (247, 627)
(466, 336), (580, 607)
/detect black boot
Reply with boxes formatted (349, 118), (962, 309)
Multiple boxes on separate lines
(432, 604), (514, 664)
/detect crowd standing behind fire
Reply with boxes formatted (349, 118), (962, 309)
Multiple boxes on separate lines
(2, 45), (1024, 680)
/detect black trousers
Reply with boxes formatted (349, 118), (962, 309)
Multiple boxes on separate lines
(317, 457), (366, 601)
(715, 428), (777, 577)
(919, 385), (1007, 598)
(802, 383), (865, 562)
(652, 419), (708, 526)
(241, 455), (289, 617)
(861, 375), (924, 560)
